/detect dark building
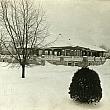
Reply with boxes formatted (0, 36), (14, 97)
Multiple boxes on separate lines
(0, 37), (107, 66)
(39, 37), (107, 66)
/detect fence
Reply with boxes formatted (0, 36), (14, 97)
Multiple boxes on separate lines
(0, 54), (106, 66)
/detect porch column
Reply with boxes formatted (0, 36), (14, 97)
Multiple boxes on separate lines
(90, 51), (93, 56)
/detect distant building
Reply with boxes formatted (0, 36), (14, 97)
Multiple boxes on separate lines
(41, 37), (107, 66)
(0, 36), (107, 66)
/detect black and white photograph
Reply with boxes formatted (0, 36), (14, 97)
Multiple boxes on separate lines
(0, 0), (109, 109)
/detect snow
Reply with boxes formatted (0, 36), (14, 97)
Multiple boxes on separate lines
(0, 60), (110, 110)
(49, 36), (106, 51)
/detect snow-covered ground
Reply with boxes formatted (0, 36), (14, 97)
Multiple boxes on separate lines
(0, 60), (110, 110)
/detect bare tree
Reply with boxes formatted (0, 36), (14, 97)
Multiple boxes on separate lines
(0, 0), (49, 78)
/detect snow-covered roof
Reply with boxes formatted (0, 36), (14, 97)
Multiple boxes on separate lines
(48, 36), (106, 52)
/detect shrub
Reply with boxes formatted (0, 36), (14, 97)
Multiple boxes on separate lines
(69, 67), (102, 104)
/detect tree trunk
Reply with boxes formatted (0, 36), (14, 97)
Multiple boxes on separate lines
(22, 64), (25, 78)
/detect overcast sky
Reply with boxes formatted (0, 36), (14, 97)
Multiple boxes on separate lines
(38, 0), (110, 48)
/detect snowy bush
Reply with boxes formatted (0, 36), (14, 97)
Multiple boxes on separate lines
(69, 68), (102, 104)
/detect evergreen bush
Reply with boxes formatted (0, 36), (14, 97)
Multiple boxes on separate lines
(69, 68), (102, 104)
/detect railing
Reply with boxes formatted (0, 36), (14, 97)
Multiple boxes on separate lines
(0, 54), (106, 66)
(65, 56), (83, 61)
(44, 55), (106, 62)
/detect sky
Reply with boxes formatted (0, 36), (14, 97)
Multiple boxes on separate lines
(35, 0), (110, 48)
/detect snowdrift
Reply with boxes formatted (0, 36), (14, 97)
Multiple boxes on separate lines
(0, 60), (109, 110)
